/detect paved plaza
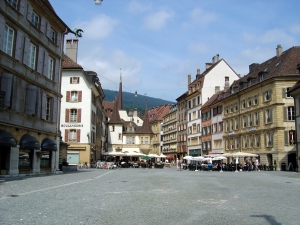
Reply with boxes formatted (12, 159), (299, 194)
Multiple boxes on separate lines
(0, 167), (299, 225)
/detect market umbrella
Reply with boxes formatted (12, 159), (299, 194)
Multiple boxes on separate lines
(141, 155), (150, 160)
(158, 154), (167, 158)
(212, 156), (227, 172)
(192, 156), (204, 171)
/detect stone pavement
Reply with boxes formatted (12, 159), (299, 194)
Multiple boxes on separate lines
(0, 167), (299, 225)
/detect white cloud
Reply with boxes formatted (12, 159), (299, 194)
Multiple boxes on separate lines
(127, 1), (152, 13)
(243, 29), (297, 46)
(74, 14), (118, 40)
(144, 9), (175, 30)
(289, 24), (300, 34)
(182, 7), (217, 29)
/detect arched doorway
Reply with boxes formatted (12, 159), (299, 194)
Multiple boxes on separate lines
(267, 154), (273, 166)
(288, 153), (296, 171)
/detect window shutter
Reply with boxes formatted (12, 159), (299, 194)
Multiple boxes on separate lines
(78, 91), (82, 102)
(15, 30), (23, 61)
(43, 50), (49, 77)
(19, 0), (25, 15)
(284, 130), (289, 146)
(263, 111), (266, 124)
(56, 32), (61, 47)
(270, 109), (273, 122)
(0, 15), (5, 52)
(35, 88), (41, 117)
(70, 77), (72, 84)
(37, 46), (44, 74)
(283, 106), (287, 121)
(23, 37), (30, 66)
(0, 73), (13, 108)
(65, 109), (69, 122)
(77, 77), (80, 83)
(282, 88), (286, 98)
(53, 96), (58, 123)
(40, 17), (46, 33)
(54, 59), (59, 83)
(25, 85), (37, 115)
(26, 4), (32, 21)
(77, 129), (81, 142)
(45, 21), (51, 38)
(41, 92), (46, 120)
(65, 129), (69, 142)
(77, 108), (82, 122)
(66, 91), (70, 102)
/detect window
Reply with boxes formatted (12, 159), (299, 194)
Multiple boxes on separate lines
(29, 43), (36, 69)
(118, 134), (122, 140)
(4, 25), (14, 56)
(288, 107), (295, 120)
(71, 91), (78, 102)
(126, 136), (135, 144)
(47, 57), (54, 80)
(259, 73), (264, 82)
(235, 118), (239, 130)
(265, 90), (271, 101)
(243, 115), (247, 127)
(49, 28), (56, 43)
(31, 11), (39, 28)
(145, 137), (149, 144)
(249, 114), (253, 126)
(218, 122), (223, 132)
(256, 134), (260, 147)
(266, 109), (272, 123)
(254, 95), (258, 105)
(70, 109), (77, 122)
(250, 135), (254, 147)
(286, 88), (292, 98)
(266, 132), (273, 147)
(6, 0), (18, 9)
(46, 97), (52, 121)
(140, 137), (143, 144)
(70, 77), (79, 84)
(245, 136), (248, 148)
(69, 129), (77, 142)
(248, 97), (252, 107)
(242, 100), (246, 109)
(255, 112), (259, 125)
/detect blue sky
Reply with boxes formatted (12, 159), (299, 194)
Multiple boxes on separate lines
(50, 0), (300, 102)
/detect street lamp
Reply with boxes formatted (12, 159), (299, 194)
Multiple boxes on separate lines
(94, 0), (103, 5)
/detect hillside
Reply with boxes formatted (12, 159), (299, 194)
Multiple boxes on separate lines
(103, 89), (175, 115)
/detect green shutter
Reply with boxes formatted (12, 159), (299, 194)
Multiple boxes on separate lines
(284, 130), (289, 146)
(283, 106), (287, 121)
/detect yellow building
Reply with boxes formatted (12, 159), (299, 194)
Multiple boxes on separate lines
(222, 45), (299, 171)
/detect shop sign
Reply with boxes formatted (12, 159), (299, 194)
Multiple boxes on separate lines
(61, 124), (83, 127)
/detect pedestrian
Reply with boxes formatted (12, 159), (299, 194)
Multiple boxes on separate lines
(255, 158), (260, 171)
(178, 159), (182, 171)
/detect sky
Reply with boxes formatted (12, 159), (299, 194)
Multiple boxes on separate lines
(49, 0), (300, 102)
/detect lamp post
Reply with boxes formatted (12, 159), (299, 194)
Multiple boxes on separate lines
(94, 0), (103, 5)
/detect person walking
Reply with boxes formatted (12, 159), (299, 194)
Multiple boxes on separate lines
(178, 159), (182, 171)
(255, 158), (260, 171)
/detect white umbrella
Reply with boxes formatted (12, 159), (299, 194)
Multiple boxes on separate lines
(222, 152), (258, 157)
(212, 156), (227, 172)
(102, 152), (125, 156)
(183, 156), (193, 160)
(158, 154), (167, 158)
(148, 154), (160, 158)
(192, 156), (204, 171)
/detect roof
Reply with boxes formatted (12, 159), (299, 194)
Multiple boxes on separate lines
(62, 54), (82, 69)
(108, 101), (122, 124)
(148, 105), (171, 123)
(202, 92), (220, 109)
(223, 46), (300, 97)
(139, 107), (154, 134)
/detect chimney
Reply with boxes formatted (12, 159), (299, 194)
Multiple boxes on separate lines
(249, 63), (259, 73)
(66, 38), (79, 62)
(188, 74), (191, 86)
(206, 62), (212, 69)
(212, 56), (216, 64)
(276, 44), (282, 58)
(215, 86), (220, 93)
(224, 76), (229, 91)
(196, 69), (201, 79)
(216, 54), (219, 62)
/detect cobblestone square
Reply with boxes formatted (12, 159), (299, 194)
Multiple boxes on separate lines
(0, 168), (299, 225)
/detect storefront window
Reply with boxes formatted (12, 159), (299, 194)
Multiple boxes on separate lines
(40, 151), (50, 167)
(19, 150), (31, 167)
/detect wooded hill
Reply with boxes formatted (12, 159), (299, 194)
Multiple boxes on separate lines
(103, 89), (175, 116)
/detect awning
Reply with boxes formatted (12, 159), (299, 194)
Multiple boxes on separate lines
(20, 134), (40, 150)
(41, 138), (57, 151)
(0, 130), (17, 147)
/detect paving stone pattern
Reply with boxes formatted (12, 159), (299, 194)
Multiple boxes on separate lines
(0, 168), (299, 225)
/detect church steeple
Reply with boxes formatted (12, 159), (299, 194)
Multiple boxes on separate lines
(117, 69), (123, 110)
(109, 99), (122, 124)
(139, 104), (153, 134)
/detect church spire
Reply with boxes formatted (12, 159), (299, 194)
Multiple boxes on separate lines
(117, 68), (123, 110)
(139, 98), (153, 134)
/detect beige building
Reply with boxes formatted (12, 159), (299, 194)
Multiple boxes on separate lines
(176, 92), (188, 160)
(222, 45), (299, 171)
(162, 104), (177, 160)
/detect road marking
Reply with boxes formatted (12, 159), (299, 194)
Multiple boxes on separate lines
(0, 171), (114, 201)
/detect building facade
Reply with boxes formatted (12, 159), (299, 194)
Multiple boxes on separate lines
(186, 56), (239, 156)
(176, 92), (188, 160)
(222, 45), (299, 170)
(60, 39), (106, 165)
(162, 104), (177, 159)
(0, 0), (70, 175)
